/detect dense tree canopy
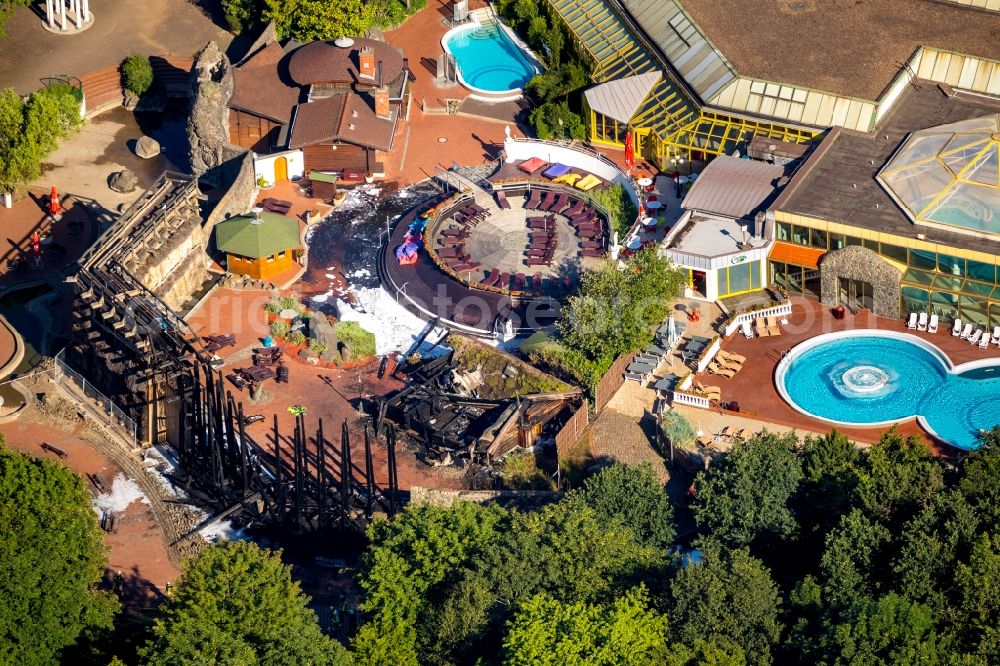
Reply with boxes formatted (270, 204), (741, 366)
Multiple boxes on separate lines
(0, 0), (31, 38)
(0, 83), (82, 194)
(220, 0), (425, 40)
(139, 540), (350, 666)
(0, 440), (118, 665)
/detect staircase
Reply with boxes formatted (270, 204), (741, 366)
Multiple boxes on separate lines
(150, 56), (194, 97)
(78, 65), (121, 116)
(435, 165), (496, 210)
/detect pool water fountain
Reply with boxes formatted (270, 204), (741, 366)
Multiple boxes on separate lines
(838, 365), (892, 395)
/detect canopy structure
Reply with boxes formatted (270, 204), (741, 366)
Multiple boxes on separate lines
(215, 212), (301, 258)
(877, 114), (1000, 237)
(584, 71), (662, 124)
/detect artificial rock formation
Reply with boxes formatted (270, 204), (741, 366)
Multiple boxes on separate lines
(187, 41), (243, 185)
(108, 169), (137, 193)
(134, 136), (161, 159)
(819, 245), (902, 318)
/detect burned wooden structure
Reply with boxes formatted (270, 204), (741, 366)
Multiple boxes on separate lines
(377, 352), (582, 464)
(66, 173), (398, 530)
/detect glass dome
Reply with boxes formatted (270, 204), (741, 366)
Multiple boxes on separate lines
(877, 114), (1000, 237)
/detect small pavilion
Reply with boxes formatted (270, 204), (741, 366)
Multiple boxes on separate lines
(215, 211), (301, 280)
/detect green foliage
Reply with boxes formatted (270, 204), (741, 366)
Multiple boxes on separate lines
(527, 63), (589, 103)
(501, 449), (554, 490)
(669, 543), (782, 665)
(333, 321), (375, 359)
(139, 541), (350, 666)
(660, 409), (696, 451)
(590, 182), (639, 237)
(287, 330), (306, 346)
(221, 0), (418, 40)
(0, 0), (31, 38)
(120, 55), (154, 96)
(0, 439), (119, 665)
(502, 587), (669, 665)
(450, 335), (569, 398)
(959, 427), (1000, 531)
(691, 431), (803, 548)
(529, 100), (586, 141)
(856, 428), (944, 527)
(819, 509), (891, 610)
(954, 533), (1000, 662)
(269, 319), (290, 338)
(566, 462), (675, 550)
(558, 248), (686, 371)
(0, 84), (82, 194)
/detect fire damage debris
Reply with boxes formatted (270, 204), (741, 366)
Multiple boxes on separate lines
(375, 336), (582, 465)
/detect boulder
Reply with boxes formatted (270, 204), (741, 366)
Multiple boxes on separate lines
(307, 315), (338, 352)
(134, 136), (161, 159)
(108, 169), (137, 193)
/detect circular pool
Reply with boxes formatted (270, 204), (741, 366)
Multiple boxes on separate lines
(776, 330), (1000, 450)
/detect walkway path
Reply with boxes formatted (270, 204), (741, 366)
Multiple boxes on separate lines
(0, 0), (231, 94)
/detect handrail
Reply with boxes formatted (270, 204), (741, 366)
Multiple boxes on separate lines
(507, 135), (623, 174)
(671, 390), (710, 409)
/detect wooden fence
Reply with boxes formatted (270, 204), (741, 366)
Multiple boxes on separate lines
(593, 350), (637, 412)
(553, 402), (589, 459)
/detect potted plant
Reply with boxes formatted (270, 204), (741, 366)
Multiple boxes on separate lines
(364, 171), (375, 184)
(256, 175), (272, 189)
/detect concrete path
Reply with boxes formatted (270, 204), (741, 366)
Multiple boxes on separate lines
(0, 0), (232, 94)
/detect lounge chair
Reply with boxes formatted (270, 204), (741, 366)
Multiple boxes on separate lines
(718, 357), (743, 371)
(906, 312), (918, 329)
(575, 174), (602, 191)
(960, 323), (974, 339)
(524, 190), (542, 209)
(952, 319), (963, 336)
(719, 350), (747, 364)
(917, 312), (929, 331)
(755, 317), (770, 337)
(538, 191), (556, 211)
(495, 190), (511, 209)
(968, 329), (983, 345)
(979, 331), (990, 349)
(708, 363), (736, 379)
(766, 316), (781, 336)
(927, 314), (939, 333)
(992, 326), (1000, 346)
(741, 321), (754, 339)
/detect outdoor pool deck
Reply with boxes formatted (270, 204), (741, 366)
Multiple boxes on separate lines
(700, 297), (997, 452)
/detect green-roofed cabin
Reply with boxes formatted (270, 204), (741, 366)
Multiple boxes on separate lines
(215, 211), (302, 280)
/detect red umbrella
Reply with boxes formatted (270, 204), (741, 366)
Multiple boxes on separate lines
(624, 131), (635, 168)
(49, 186), (61, 217)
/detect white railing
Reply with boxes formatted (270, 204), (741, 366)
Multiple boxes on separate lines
(671, 390), (710, 409)
(696, 337), (721, 373)
(724, 301), (793, 337)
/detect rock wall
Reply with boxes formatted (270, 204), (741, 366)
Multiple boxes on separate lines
(188, 41), (244, 186)
(819, 245), (902, 318)
(203, 152), (257, 239)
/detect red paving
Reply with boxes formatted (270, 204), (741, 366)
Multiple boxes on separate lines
(187, 288), (462, 491)
(0, 420), (179, 598)
(702, 297), (1000, 453)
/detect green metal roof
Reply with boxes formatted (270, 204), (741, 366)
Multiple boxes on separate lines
(215, 212), (301, 259)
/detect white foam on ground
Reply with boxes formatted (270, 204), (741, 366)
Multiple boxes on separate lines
(141, 444), (186, 499)
(199, 517), (248, 543)
(325, 273), (337, 279)
(310, 291), (334, 303)
(336, 285), (446, 356)
(349, 269), (371, 278)
(92, 474), (149, 515)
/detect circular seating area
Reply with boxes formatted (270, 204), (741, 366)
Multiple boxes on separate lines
(425, 183), (609, 298)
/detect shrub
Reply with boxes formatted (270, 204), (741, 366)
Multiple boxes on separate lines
(269, 320), (290, 338)
(120, 55), (154, 96)
(660, 409), (696, 451)
(501, 449), (554, 490)
(334, 321), (376, 359)
(288, 331), (306, 346)
(590, 183), (638, 237)
(308, 339), (327, 355)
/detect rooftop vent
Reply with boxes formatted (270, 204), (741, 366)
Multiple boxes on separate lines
(334, 37), (355, 48)
(347, 123), (355, 130)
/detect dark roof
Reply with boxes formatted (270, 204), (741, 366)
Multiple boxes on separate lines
(773, 81), (1000, 255)
(215, 212), (301, 258)
(678, 0), (1000, 101)
(287, 92), (395, 151)
(286, 38), (404, 87)
(229, 41), (301, 124)
(681, 156), (787, 220)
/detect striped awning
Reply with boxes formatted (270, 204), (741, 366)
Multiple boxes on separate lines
(769, 241), (826, 269)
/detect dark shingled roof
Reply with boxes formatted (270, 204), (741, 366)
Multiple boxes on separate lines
(286, 38), (404, 87)
(229, 41), (301, 124)
(678, 0), (1000, 101)
(287, 92), (395, 151)
(773, 81), (1000, 255)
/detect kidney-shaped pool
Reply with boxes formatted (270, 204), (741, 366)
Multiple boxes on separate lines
(776, 330), (1000, 450)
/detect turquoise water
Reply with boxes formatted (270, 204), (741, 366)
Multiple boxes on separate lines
(446, 22), (536, 92)
(780, 335), (1000, 450)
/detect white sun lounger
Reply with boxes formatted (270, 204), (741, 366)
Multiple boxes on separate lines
(968, 329), (982, 345)
(927, 314), (939, 333)
(959, 323), (973, 339)
(991, 326), (1000, 346)
(906, 313), (918, 329)
(952, 319), (963, 336)
(917, 312), (928, 331)
(979, 331), (990, 349)
(741, 321), (753, 339)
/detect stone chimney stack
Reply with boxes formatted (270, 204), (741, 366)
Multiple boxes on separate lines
(358, 47), (376, 79)
(374, 87), (390, 118)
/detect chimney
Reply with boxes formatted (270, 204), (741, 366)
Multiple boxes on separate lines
(375, 86), (390, 119)
(358, 47), (376, 79)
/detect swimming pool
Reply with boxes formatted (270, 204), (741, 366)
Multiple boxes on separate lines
(443, 21), (538, 100)
(776, 330), (1000, 450)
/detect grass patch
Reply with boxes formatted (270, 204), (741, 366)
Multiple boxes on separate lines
(558, 429), (595, 488)
(334, 321), (376, 359)
(501, 449), (555, 490)
(450, 336), (571, 400)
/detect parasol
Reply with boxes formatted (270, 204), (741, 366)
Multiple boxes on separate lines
(624, 132), (635, 169)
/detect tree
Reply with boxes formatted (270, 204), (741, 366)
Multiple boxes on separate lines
(529, 100), (586, 141)
(567, 462), (675, 550)
(0, 83), (82, 194)
(826, 594), (955, 665)
(691, 432), (803, 548)
(139, 540), (349, 666)
(660, 409), (696, 452)
(668, 544), (782, 665)
(0, 440), (118, 665)
(856, 429), (944, 527)
(819, 509), (891, 611)
(959, 427), (1000, 532)
(120, 55), (154, 96)
(502, 587), (669, 666)
(953, 533), (1000, 663)
(0, 0), (31, 38)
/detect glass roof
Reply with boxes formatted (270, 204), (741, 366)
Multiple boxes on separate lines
(876, 114), (1000, 237)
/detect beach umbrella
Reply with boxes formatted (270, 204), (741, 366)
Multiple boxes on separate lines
(49, 186), (61, 216)
(666, 314), (678, 349)
(624, 132), (635, 168)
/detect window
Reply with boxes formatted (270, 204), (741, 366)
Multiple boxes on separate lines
(667, 12), (697, 48)
(830, 234), (846, 250)
(717, 262), (761, 297)
(881, 243), (907, 263)
(776, 222), (792, 242)
(908, 249), (937, 271)
(967, 260), (997, 285)
(937, 254), (965, 277)
(266, 255), (275, 263)
(791, 225), (810, 246)
(845, 236), (863, 247)
(809, 228), (828, 249)
(863, 239), (879, 252)
(277, 251), (286, 259)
